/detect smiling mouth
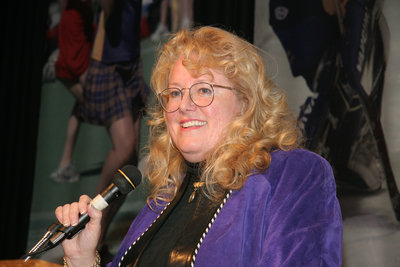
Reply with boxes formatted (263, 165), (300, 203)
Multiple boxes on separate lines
(181, 121), (207, 128)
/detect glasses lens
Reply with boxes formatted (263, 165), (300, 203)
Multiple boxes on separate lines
(159, 88), (181, 112)
(159, 83), (215, 112)
(190, 83), (214, 107)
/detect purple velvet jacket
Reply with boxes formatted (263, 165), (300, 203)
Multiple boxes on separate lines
(109, 149), (343, 266)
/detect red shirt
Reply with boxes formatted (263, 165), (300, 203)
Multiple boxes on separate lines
(55, 9), (94, 80)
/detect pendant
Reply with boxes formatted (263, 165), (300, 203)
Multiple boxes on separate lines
(188, 189), (197, 203)
(188, 182), (205, 203)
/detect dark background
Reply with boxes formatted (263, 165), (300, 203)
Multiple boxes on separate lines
(1, 1), (49, 259)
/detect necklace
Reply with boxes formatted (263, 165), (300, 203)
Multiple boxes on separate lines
(188, 181), (205, 203)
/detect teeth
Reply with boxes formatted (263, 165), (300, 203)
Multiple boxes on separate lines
(181, 121), (207, 128)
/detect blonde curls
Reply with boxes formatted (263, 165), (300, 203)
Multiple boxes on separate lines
(146, 26), (303, 204)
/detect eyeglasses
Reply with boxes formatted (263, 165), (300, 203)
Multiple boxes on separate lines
(158, 82), (234, 112)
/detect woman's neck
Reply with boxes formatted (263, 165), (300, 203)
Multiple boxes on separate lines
(185, 161), (202, 181)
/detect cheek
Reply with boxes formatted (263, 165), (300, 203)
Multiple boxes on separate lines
(166, 114), (177, 135)
(165, 112), (173, 123)
(207, 109), (235, 139)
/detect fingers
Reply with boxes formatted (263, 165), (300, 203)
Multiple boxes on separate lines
(55, 195), (102, 260)
(55, 195), (92, 227)
(78, 195), (92, 215)
(79, 195), (102, 226)
(55, 205), (63, 223)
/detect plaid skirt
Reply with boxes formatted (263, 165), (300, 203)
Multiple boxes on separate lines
(73, 58), (149, 126)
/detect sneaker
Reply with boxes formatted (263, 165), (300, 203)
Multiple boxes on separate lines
(180, 17), (191, 29)
(151, 23), (170, 42)
(50, 164), (80, 183)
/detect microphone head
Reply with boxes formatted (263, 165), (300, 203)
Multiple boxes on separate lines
(113, 165), (142, 194)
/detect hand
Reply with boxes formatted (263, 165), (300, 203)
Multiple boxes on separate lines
(55, 195), (102, 267)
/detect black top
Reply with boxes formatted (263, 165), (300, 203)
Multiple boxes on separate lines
(120, 162), (224, 267)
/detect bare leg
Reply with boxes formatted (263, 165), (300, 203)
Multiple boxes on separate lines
(51, 79), (83, 182)
(170, 0), (179, 32)
(151, 0), (172, 41)
(160, 0), (169, 27)
(56, 80), (83, 168)
(59, 115), (80, 167)
(96, 115), (141, 245)
(179, 0), (193, 29)
(69, 82), (84, 103)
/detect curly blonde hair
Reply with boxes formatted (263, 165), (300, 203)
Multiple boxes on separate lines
(145, 26), (302, 204)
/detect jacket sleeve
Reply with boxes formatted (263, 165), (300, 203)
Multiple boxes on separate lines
(261, 152), (343, 266)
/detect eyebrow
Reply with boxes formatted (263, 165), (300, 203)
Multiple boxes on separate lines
(168, 80), (212, 88)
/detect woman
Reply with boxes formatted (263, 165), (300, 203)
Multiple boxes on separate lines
(56, 26), (342, 266)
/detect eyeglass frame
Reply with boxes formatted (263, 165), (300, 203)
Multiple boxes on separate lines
(157, 82), (235, 113)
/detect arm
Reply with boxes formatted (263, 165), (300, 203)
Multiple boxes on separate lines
(55, 195), (102, 267)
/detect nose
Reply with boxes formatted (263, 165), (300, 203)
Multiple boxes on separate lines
(179, 89), (196, 111)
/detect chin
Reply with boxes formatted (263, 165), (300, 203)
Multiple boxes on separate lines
(180, 151), (207, 163)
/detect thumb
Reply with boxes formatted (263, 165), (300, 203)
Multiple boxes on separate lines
(87, 203), (102, 227)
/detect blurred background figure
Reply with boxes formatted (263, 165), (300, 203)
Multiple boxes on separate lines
(42, 0), (63, 83)
(85, 0), (149, 260)
(179, 0), (194, 29)
(150, 0), (193, 41)
(151, 0), (172, 41)
(49, 0), (149, 261)
(50, 0), (95, 182)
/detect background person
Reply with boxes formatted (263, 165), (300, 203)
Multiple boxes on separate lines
(52, 0), (150, 258)
(50, 0), (95, 182)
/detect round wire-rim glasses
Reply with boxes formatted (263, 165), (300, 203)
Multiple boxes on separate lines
(158, 82), (234, 113)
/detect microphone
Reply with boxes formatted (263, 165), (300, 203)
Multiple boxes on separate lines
(24, 165), (142, 260)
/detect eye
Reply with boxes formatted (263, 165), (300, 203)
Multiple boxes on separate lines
(196, 86), (213, 96)
(169, 89), (182, 98)
(200, 87), (212, 94)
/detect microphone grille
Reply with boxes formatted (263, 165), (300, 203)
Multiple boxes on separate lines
(113, 165), (142, 194)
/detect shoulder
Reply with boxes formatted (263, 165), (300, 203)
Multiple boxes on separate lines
(247, 149), (335, 196)
(270, 148), (332, 181)
(271, 148), (330, 169)
(241, 149), (340, 227)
